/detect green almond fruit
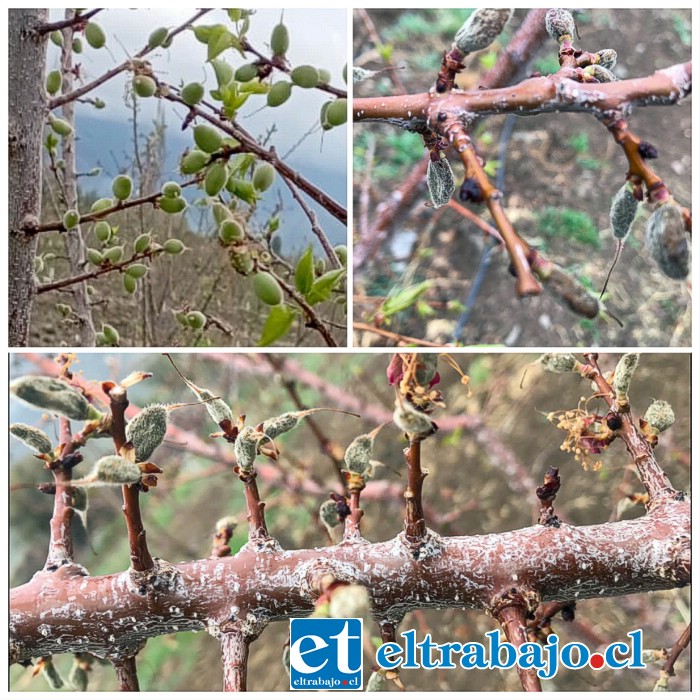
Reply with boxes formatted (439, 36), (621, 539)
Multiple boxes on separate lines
(133, 75), (157, 98)
(46, 70), (61, 95)
(193, 124), (222, 153)
(112, 174), (133, 201)
(123, 273), (137, 294)
(103, 245), (123, 264)
(180, 149), (209, 175)
(212, 202), (231, 225)
(134, 233), (152, 254)
(270, 23), (289, 56)
(95, 331), (108, 346)
(252, 162), (276, 192)
(126, 263), (148, 279)
(72, 37), (83, 54)
(85, 22), (106, 49)
(90, 197), (113, 213)
(291, 65), (319, 89)
(63, 209), (80, 229)
(161, 181), (182, 198)
(234, 63), (258, 83)
(102, 324), (119, 345)
(186, 310), (206, 329)
(159, 196), (187, 214)
(230, 246), (254, 275)
(163, 238), (186, 254)
(94, 98), (106, 109)
(204, 162), (228, 196)
(326, 99), (347, 126)
(318, 68), (331, 84)
(219, 218), (245, 244)
(181, 82), (204, 106)
(48, 114), (73, 137)
(252, 271), (283, 306)
(94, 220), (111, 242)
(314, 259), (326, 276)
(50, 30), (64, 47)
(86, 248), (104, 266)
(267, 81), (291, 107)
(148, 27), (169, 49)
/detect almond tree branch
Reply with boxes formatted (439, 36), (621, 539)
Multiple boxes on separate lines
(582, 353), (680, 503)
(112, 655), (140, 692)
(38, 9), (102, 33)
(403, 439), (427, 543)
(220, 628), (249, 692)
(11, 500), (689, 663)
(496, 603), (542, 692)
(108, 384), (154, 572)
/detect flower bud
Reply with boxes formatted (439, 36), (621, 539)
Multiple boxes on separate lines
(10, 376), (100, 421)
(612, 353), (639, 403)
(84, 455), (142, 485)
(125, 404), (169, 462)
(9, 423), (53, 454)
(426, 157), (455, 208)
(643, 400), (675, 435)
(545, 9), (576, 43)
(454, 9), (513, 53)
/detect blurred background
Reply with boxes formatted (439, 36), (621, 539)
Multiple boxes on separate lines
(10, 351), (690, 690)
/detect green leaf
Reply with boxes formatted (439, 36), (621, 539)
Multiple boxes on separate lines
(210, 58), (234, 87)
(294, 246), (315, 294)
(381, 280), (432, 317)
(258, 304), (296, 346)
(207, 25), (233, 61)
(239, 80), (269, 95)
(305, 269), (345, 305)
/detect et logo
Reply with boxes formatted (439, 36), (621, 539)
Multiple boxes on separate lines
(289, 618), (363, 690)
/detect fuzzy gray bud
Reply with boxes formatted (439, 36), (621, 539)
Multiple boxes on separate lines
(595, 49), (617, 70)
(427, 157), (455, 208)
(10, 423), (53, 454)
(196, 388), (234, 426)
(644, 400), (675, 435)
(261, 412), (300, 440)
(610, 183), (638, 240)
(645, 201), (690, 280)
(393, 399), (435, 437)
(585, 64), (617, 82)
(344, 434), (374, 475)
(612, 353), (639, 402)
(125, 404), (168, 462)
(234, 426), (261, 472)
(86, 455), (142, 485)
(319, 499), (341, 539)
(539, 353), (578, 374)
(454, 9), (513, 53)
(545, 9), (576, 43)
(10, 376), (100, 422)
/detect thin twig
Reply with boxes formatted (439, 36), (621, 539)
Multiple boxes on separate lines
(661, 623), (691, 677)
(353, 322), (449, 347)
(403, 439), (427, 543)
(239, 471), (269, 542)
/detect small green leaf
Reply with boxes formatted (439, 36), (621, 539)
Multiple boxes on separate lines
(381, 280), (432, 317)
(208, 25), (233, 61)
(257, 304), (296, 346)
(305, 269), (345, 305)
(294, 246), (315, 294)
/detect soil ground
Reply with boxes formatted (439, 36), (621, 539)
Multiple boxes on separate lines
(353, 9), (691, 347)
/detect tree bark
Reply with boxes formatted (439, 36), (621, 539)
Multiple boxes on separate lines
(8, 9), (49, 346)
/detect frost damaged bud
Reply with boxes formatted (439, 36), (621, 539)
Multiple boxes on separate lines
(610, 183), (639, 240)
(539, 353), (579, 374)
(81, 455), (142, 486)
(538, 264), (599, 319)
(344, 434), (374, 475)
(612, 353), (639, 403)
(234, 426), (261, 472)
(454, 9), (513, 53)
(584, 64), (617, 82)
(328, 584), (370, 619)
(595, 49), (617, 70)
(643, 400), (675, 435)
(545, 9), (576, 43)
(645, 201), (690, 280)
(426, 157), (455, 208)
(9, 423), (53, 455)
(319, 499), (341, 540)
(125, 404), (168, 462)
(10, 376), (101, 422)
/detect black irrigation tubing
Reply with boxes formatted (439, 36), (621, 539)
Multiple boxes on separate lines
(453, 114), (517, 343)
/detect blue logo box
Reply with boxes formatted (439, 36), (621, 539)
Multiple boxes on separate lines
(289, 618), (363, 690)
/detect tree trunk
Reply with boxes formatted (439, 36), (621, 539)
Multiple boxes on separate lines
(9, 9), (48, 346)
